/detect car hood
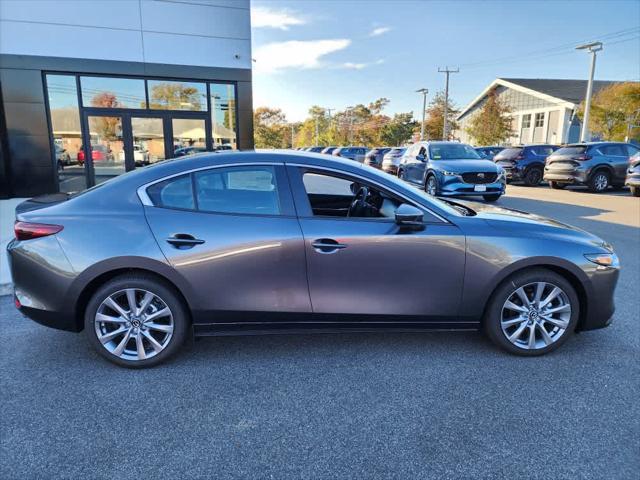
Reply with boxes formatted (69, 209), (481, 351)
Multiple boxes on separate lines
(454, 200), (609, 250)
(434, 159), (499, 173)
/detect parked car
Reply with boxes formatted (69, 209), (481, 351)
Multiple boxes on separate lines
(475, 146), (504, 161)
(214, 145), (233, 151)
(399, 141), (505, 202)
(493, 144), (559, 186)
(307, 146), (325, 153)
(321, 146), (338, 155)
(8, 150), (619, 367)
(77, 145), (112, 166)
(544, 142), (640, 192)
(381, 147), (407, 175)
(625, 151), (640, 197)
(333, 146), (368, 162)
(118, 144), (150, 166)
(364, 147), (392, 169)
(174, 146), (206, 157)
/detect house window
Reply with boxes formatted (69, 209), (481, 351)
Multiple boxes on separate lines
(535, 112), (545, 128)
(522, 114), (531, 129)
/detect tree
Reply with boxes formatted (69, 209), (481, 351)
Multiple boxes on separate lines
(577, 82), (640, 142)
(253, 107), (288, 148)
(90, 92), (120, 140)
(417, 91), (460, 141)
(465, 90), (514, 145)
(380, 113), (417, 146)
(149, 82), (203, 110)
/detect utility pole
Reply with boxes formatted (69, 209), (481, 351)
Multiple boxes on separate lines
(576, 42), (603, 142)
(314, 116), (319, 146)
(438, 67), (459, 140)
(416, 88), (428, 141)
(291, 123), (295, 148)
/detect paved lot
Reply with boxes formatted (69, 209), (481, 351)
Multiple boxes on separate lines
(1, 186), (638, 479)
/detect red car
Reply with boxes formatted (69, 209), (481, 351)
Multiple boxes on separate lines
(77, 145), (112, 166)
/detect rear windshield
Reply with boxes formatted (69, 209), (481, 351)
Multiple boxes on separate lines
(429, 144), (480, 160)
(388, 148), (405, 154)
(495, 148), (523, 159)
(554, 146), (587, 155)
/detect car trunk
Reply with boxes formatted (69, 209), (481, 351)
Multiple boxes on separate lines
(546, 146), (588, 170)
(15, 193), (71, 216)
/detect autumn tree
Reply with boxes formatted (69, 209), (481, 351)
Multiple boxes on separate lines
(416, 91), (460, 141)
(381, 113), (417, 146)
(90, 92), (121, 139)
(577, 82), (640, 142)
(253, 107), (288, 148)
(465, 90), (514, 145)
(149, 82), (203, 110)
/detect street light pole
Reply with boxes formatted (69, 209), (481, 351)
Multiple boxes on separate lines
(576, 41), (603, 142)
(438, 67), (459, 140)
(416, 88), (428, 141)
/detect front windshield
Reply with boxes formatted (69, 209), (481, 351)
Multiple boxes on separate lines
(429, 143), (481, 160)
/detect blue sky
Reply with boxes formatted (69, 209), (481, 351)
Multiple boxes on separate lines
(251, 0), (640, 121)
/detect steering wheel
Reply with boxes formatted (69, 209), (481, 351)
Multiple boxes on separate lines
(348, 186), (369, 217)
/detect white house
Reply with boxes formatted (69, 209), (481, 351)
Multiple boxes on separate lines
(456, 78), (619, 146)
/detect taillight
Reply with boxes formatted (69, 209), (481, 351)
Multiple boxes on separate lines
(14, 221), (63, 241)
(575, 155), (592, 161)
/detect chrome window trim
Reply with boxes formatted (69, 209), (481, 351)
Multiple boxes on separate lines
(136, 162), (282, 206)
(286, 162), (450, 224)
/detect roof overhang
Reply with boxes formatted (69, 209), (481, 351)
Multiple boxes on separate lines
(457, 78), (576, 121)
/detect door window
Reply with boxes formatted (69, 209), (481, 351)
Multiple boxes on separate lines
(87, 115), (125, 185)
(172, 118), (206, 156)
(131, 117), (165, 166)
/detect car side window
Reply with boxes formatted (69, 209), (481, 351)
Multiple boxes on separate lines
(147, 174), (195, 210)
(194, 166), (280, 215)
(626, 145), (639, 156)
(601, 145), (626, 156)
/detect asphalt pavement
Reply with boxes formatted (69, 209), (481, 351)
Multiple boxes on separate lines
(1, 185), (638, 479)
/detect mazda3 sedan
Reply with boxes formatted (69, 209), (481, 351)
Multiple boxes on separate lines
(8, 151), (619, 367)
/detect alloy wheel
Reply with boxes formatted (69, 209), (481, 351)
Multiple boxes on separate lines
(500, 282), (571, 350)
(426, 176), (438, 196)
(94, 288), (174, 361)
(593, 173), (609, 192)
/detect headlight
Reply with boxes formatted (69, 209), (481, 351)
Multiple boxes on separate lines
(584, 253), (619, 268)
(442, 171), (459, 177)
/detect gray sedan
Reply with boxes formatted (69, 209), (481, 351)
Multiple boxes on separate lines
(8, 151), (619, 367)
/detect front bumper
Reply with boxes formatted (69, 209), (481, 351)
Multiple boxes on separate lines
(440, 175), (505, 197)
(625, 171), (640, 187)
(579, 258), (620, 331)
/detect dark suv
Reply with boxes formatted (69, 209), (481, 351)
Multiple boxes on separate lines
(493, 144), (559, 186)
(544, 142), (640, 193)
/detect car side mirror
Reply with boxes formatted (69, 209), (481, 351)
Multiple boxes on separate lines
(395, 204), (425, 231)
(416, 154), (426, 162)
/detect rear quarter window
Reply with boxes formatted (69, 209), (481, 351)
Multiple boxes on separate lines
(147, 174), (195, 210)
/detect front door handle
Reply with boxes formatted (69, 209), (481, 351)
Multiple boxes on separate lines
(312, 238), (347, 253)
(166, 234), (205, 249)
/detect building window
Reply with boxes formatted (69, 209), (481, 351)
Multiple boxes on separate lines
(534, 112), (545, 128)
(522, 114), (531, 129)
(148, 80), (206, 111)
(210, 83), (237, 149)
(46, 74), (86, 192)
(80, 76), (146, 109)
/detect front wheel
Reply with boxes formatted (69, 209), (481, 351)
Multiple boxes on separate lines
(425, 175), (438, 196)
(484, 269), (579, 356)
(84, 274), (189, 368)
(483, 194), (501, 202)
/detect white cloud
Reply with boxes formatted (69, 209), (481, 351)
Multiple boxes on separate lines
(251, 6), (305, 30)
(341, 59), (385, 70)
(254, 39), (351, 73)
(369, 26), (391, 37)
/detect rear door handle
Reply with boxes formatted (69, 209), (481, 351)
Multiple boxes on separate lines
(166, 234), (205, 249)
(311, 238), (347, 253)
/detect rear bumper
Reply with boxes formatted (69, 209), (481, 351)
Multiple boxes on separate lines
(382, 164), (398, 174)
(544, 167), (589, 184)
(625, 173), (640, 187)
(15, 298), (80, 332)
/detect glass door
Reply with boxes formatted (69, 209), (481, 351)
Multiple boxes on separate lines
(85, 114), (126, 185)
(171, 118), (207, 157)
(131, 117), (166, 167)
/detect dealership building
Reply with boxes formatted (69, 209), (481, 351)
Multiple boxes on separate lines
(455, 78), (619, 146)
(0, 0), (253, 198)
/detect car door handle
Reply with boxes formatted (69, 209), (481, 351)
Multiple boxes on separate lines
(312, 238), (347, 253)
(166, 234), (205, 249)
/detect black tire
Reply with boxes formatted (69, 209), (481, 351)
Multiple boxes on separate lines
(484, 268), (579, 356)
(523, 166), (543, 187)
(631, 186), (640, 197)
(483, 194), (501, 202)
(425, 174), (438, 196)
(549, 181), (566, 190)
(588, 170), (610, 193)
(84, 273), (190, 368)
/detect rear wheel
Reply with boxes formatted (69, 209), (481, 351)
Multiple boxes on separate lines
(483, 194), (501, 202)
(484, 269), (579, 356)
(631, 186), (640, 197)
(588, 170), (610, 193)
(549, 181), (566, 190)
(523, 167), (543, 187)
(84, 274), (189, 368)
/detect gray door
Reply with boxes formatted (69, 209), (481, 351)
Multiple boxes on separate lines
(144, 165), (311, 315)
